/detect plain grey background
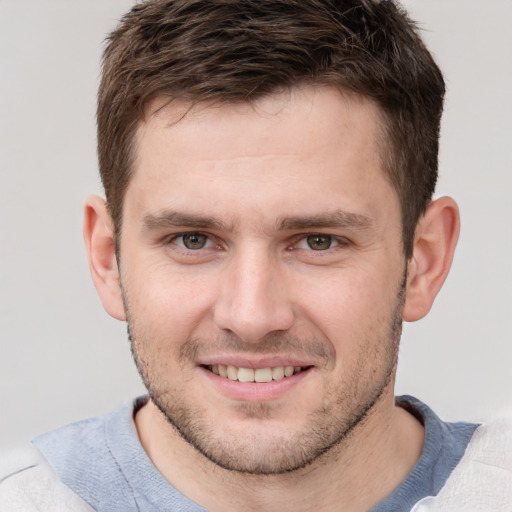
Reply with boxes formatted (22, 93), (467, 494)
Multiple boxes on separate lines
(1, 0), (511, 454)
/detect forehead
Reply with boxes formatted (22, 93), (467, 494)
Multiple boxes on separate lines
(140, 86), (385, 157)
(127, 86), (396, 229)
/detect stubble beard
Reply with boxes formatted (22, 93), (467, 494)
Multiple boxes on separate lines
(126, 273), (406, 476)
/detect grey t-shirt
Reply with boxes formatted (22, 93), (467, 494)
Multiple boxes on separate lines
(32, 396), (478, 511)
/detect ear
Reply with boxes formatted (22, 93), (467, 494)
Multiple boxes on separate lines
(403, 196), (460, 322)
(83, 195), (126, 321)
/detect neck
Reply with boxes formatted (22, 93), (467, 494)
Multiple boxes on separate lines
(135, 390), (424, 512)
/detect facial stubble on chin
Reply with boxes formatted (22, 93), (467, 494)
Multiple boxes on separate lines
(124, 270), (407, 476)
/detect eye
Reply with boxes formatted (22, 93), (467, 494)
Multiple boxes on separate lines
(174, 232), (212, 250)
(296, 234), (340, 251)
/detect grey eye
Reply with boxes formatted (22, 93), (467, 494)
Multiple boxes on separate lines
(306, 234), (332, 250)
(182, 233), (208, 249)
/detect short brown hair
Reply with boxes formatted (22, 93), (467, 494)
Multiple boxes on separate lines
(97, 0), (445, 258)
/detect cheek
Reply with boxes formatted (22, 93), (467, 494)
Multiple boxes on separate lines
(123, 264), (218, 344)
(296, 268), (397, 345)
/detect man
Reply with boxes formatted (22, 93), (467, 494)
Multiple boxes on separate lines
(1, 0), (510, 510)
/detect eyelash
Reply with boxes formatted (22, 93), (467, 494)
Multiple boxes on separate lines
(167, 232), (351, 253)
(292, 234), (348, 251)
(168, 232), (218, 251)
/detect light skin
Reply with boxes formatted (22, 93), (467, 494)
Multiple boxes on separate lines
(84, 86), (459, 511)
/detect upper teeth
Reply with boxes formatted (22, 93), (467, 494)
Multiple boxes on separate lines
(209, 365), (303, 383)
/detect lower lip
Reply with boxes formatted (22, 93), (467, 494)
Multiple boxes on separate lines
(198, 366), (312, 402)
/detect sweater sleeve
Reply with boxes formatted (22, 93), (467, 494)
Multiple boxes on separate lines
(411, 413), (512, 512)
(0, 444), (95, 512)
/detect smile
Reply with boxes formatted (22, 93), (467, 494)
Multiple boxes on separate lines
(206, 365), (308, 383)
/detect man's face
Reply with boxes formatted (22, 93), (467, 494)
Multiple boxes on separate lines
(119, 86), (407, 474)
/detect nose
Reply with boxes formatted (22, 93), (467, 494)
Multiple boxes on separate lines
(213, 246), (295, 343)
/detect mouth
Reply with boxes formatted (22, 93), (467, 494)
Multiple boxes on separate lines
(202, 364), (311, 383)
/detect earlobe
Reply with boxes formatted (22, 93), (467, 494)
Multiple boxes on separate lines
(403, 197), (460, 322)
(83, 195), (126, 321)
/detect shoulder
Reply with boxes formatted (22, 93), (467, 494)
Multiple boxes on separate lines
(0, 444), (94, 512)
(33, 414), (110, 478)
(0, 399), (141, 511)
(24, 398), (145, 511)
(412, 412), (512, 511)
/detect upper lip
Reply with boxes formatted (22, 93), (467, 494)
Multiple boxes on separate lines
(197, 355), (314, 369)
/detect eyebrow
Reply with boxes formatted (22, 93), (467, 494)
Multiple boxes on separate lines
(277, 210), (374, 232)
(142, 209), (374, 234)
(142, 210), (232, 232)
